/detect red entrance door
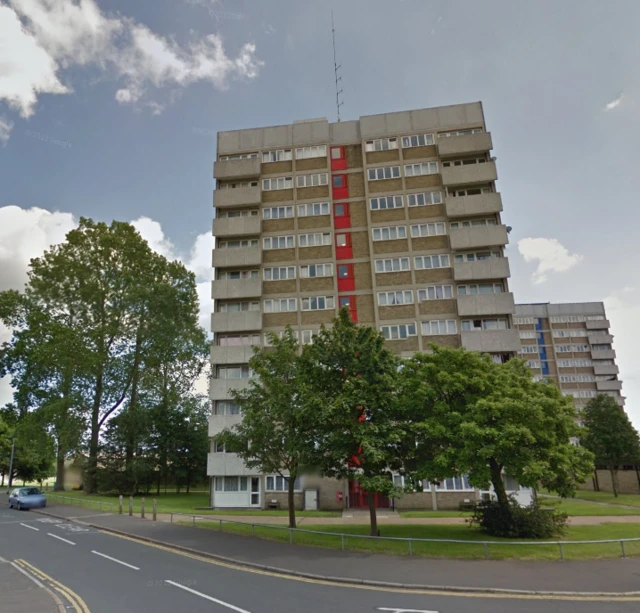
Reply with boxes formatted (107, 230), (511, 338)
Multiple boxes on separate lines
(348, 481), (390, 509)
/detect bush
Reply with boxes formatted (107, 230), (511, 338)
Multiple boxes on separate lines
(468, 498), (568, 539)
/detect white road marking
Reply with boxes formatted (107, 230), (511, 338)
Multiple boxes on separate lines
(38, 518), (62, 524)
(0, 555), (8, 563)
(20, 523), (39, 531)
(91, 550), (140, 570)
(165, 580), (253, 613)
(47, 532), (76, 545)
(378, 609), (439, 613)
(11, 561), (45, 588)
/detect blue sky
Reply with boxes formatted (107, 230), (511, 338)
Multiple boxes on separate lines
(1, 0), (639, 423)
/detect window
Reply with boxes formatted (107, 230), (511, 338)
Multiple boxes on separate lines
(378, 290), (414, 306)
(558, 359), (593, 367)
(214, 400), (241, 415)
(450, 219), (496, 230)
(401, 133), (435, 148)
(407, 191), (443, 207)
(214, 476), (247, 492)
(414, 254), (450, 269)
(527, 361), (541, 368)
(381, 323), (417, 340)
(368, 166), (401, 181)
(514, 316), (535, 325)
(334, 203), (348, 217)
(265, 475), (302, 491)
(216, 365), (251, 379)
(263, 235), (294, 250)
(519, 331), (537, 339)
(422, 319), (457, 336)
(262, 177), (293, 191)
(336, 233), (351, 247)
(298, 202), (330, 217)
(216, 334), (260, 347)
(218, 181), (259, 190)
(333, 175), (345, 187)
(375, 257), (410, 273)
(372, 225), (407, 241)
(300, 263), (333, 278)
(551, 315), (605, 323)
(218, 239), (259, 249)
(442, 157), (487, 168)
(560, 375), (596, 383)
(218, 301), (259, 313)
(436, 475), (473, 491)
(565, 390), (598, 399)
(263, 330), (299, 346)
(370, 195), (404, 210)
(556, 344), (590, 353)
(365, 137), (398, 152)
(263, 206), (293, 219)
(592, 344), (612, 351)
(418, 285), (453, 301)
(404, 161), (438, 177)
(264, 298), (297, 313)
(218, 270), (259, 280)
(449, 186), (492, 197)
(217, 209), (259, 218)
(454, 251), (502, 263)
(301, 330), (321, 344)
(299, 232), (332, 247)
(438, 128), (483, 138)
(461, 318), (508, 331)
(296, 173), (328, 187)
(457, 283), (504, 295)
(262, 149), (292, 162)
(301, 296), (335, 311)
(331, 147), (344, 160)
(520, 346), (538, 354)
(410, 222), (446, 237)
(263, 266), (296, 281)
(213, 441), (226, 453)
(295, 145), (327, 159)
(552, 329), (588, 338)
(220, 153), (259, 160)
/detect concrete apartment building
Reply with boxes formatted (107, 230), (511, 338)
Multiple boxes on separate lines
(209, 102), (523, 511)
(514, 302), (624, 409)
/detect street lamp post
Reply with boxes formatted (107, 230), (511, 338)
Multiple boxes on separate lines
(6, 438), (15, 494)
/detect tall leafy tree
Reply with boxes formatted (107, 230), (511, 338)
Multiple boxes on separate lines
(215, 328), (317, 528)
(397, 346), (594, 512)
(302, 310), (402, 536)
(581, 394), (640, 497)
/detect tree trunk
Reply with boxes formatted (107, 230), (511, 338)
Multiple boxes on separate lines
(85, 371), (103, 494)
(367, 490), (378, 537)
(593, 470), (600, 492)
(287, 476), (296, 529)
(610, 464), (618, 497)
(489, 459), (509, 509)
(54, 449), (66, 491)
(635, 464), (640, 493)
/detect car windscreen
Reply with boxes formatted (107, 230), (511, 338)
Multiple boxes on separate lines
(20, 488), (42, 496)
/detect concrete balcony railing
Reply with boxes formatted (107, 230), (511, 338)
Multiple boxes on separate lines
(591, 349), (616, 360)
(207, 452), (256, 476)
(438, 132), (493, 157)
(210, 344), (257, 366)
(588, 333), (614, 345)
(586, 319), (610, 330)
(213, 157), (261, 181)
(208, 413), (243, 437)
(453, 257), (510, 282)
(593, 364), (619, 376)
(211, 310), (262, 334)
(211, 278), (262, 301)
(212, 215), (261, 238)
(449, 225), (509, 250)
(210, 377), (251, 400)
(457, 292), (515, 317)
(214, 185), (261, 209)
(596, 380), (623, 392)
(442, 161), (497, 186)
(460, 329), (521, 353)
(445, 193), (502, 218)
(212, 246), (262, 269)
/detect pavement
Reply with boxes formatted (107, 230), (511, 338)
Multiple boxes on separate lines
(1, 504), (640, 613)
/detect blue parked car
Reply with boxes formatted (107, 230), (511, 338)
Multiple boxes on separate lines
(8, 487), (47, 510)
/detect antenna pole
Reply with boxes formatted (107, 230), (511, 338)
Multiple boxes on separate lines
(332, 10), (344, 122)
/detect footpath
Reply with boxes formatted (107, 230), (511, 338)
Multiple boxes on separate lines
(35, 503), (640, 595)
(0, 555), (63, 613)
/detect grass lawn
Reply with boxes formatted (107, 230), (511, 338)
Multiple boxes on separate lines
(568, 490), (640, 508)
(539, 497), (640, 516)
(185, 520), (640, 561)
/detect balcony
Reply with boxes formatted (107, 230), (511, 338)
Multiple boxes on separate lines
(210, 344), (257, 365)
(457, 292), (515, 317)
(449, 225), (509, 250)
(213, 215), (261, 238)
(453, 258), (510, 282)
(214, 185), (261, 209)
(588, 333), (614, 345)
(211, 310), (262, 334)
(213, 158), (261, 181)
(438, 132), (493, 157)
(445, 193), (502, 218)
(591, 349), (616, 360)
(208, 413), (243, 437)
(442, 161), (497, 186)
(212, 246), (261, 269)
(596, 380), (623, 392)
(460, 329), (521, 353)
(593, 364), (619, 376)
(211, 278), (262, 301)
(207, 452), (257, 476)
(586, 319), (610, 330)
(210, 377), (250, 400)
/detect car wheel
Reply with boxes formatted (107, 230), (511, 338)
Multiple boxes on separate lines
(16, 502), (21, 511)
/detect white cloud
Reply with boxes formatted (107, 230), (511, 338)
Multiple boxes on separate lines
(1, 0), (262, 118)
(604, 92), (623, 111)
(0, 116), (14, 145)
(517, 237), (583, 284)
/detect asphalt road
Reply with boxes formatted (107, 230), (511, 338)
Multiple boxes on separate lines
(0, 507), (638, 613)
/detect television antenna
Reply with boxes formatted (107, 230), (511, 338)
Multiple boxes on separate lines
(332, 10), (344, 122)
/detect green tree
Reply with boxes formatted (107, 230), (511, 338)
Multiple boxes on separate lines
(302, 310), (402, 536)
(397, 346), (594, 513)
(581, 394), (640, 497)
(215, 328), (317, 528)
